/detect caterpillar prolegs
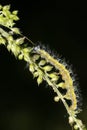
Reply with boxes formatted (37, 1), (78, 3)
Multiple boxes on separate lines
(0, 4), (86, 130)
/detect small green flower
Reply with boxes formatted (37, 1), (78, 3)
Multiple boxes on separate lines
(43, 65), (53, 72)
(37, 76), (43, 85)
(0, 35), (6, 45)
(29, 63), (35, 73)
(39, 60), (46, 66)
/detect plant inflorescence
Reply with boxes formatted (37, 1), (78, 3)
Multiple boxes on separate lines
(0, 4), (86, 130)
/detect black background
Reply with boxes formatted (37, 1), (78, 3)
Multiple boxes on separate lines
(0, 1), (87, 130)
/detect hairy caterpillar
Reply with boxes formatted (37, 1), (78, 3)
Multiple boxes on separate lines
(34, 45), (78, 108)
(0, 4), (86, 130)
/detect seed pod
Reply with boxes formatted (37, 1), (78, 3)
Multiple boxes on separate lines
(38, 69), (44, 76)
(11, 27), (20, 34)
(3, 5), (10, 10)
(32, 54), (40, 61)
(54, 96), (60, 102)
(69, 116), (74, 125)
(12, 10), (18, 15)
(33, 71), (39, 78)
(0, 5), (2, 9)
(23, 47), (32, 53)
(0, 36), (6, 45)
(29, 63), (35, 73)
(39, 60), (46, 66)
(7, 35), (13, 42)
(51, 76), (59, 82)
(57, 82), (65, 88)
(18, 53), (24, 60)
(7, 43), (11, 51)
(48, 73), (57, 78)
(15, 37), (25, 45)
(48, 73), (59, 81)
(12, 45), (20, 57)
(24, 54), (29, 62)
(43, 65), (53, 72)
(74, 124), (78, 130)
(37, 76), (43, 85)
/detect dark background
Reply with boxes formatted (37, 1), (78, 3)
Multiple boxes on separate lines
(0, 1), (87, 130)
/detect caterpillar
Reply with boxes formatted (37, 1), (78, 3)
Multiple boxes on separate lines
(29, 40), (81, 112)
(31, 44), (80, 111)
